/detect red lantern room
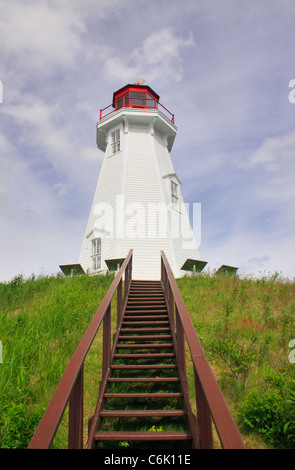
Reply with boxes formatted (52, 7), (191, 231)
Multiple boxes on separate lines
(112, 83), (160, 111)
(99, 81), (175, 123)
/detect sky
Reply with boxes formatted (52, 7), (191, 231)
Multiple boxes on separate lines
(0, 0), (295, 282)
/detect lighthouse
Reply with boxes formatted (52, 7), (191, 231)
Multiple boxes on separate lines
(78, 82), (201, 280)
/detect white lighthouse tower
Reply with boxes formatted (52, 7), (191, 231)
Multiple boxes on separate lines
(78, 82), (201, 280)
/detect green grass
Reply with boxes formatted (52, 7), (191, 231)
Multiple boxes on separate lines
(0, 272), (114, 448)
(177, 272), (295, 449)
(0, 270), (295, 449)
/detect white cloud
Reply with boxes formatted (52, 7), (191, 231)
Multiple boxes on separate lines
(103, 28), (195, 83)
(2, 96), (74, 171)
(242, 132), (295, 171)
(0, 129), (83, 282)
(201, 229), (295, 280)
(53, 182), (72, 197)
(80, 146), (102, 164)
(242, 255), (271, 274)
(0, 135), (21, 212)
(0, 1), (84, 74)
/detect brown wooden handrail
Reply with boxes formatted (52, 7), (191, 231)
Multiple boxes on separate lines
(28, 250), (133, 449)
(160, 251), (245, 449)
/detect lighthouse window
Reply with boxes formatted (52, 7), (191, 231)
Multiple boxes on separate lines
(147, 92), (156, 108)
(92, 238), (101, 271)
(111, 130), (120, 154)
(116, 92), (129, 109)
(171, 181), (178, 204)
(130, 91), (145, 106)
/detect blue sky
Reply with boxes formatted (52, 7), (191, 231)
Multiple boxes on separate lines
(0, 0), (295, 282)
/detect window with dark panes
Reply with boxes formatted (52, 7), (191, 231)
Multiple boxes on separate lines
(130, 91), (146, 106)
(116, 93), (129, 109)
(92, 238), (101, 271)
(171, 181), (178, 204)
(111, 129), (120, 154)
(148, 93), (155, 108)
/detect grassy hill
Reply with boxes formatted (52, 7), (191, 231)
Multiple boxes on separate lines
(0, 271), (294, 449)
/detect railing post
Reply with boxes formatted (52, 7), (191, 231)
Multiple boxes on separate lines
(68, 365), (84, 449)
(127, 258), (131, 291)
(102, 303), (111, 377)
(124, 266), (129, 301)
(161, 256), (168, 300)
(194, 369), (214, 449)
(117, 278), (123, 328)
(124, 256), (132, 302)
(176, 306), (186, 376)
(168, 283), (174, 332)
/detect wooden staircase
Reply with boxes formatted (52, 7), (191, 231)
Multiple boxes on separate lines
(28, 250), (245, 450)
(91, 280), (193, 449)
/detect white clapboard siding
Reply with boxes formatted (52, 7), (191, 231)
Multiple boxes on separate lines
(120, 131), (172, 279)
(79, 142), (123, 272)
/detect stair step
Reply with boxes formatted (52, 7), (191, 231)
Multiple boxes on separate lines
(127, 300), (165, 302)
(118, 335), (172, 340)
(114, 353), (175, 359)
(117, 344), (173, 349)
(131, 281), (161, 284)
(128, 294), (165, 298)
(123, 316), (168, 320)
(129, 289), (163, 294)
(122, 321), (169, 326)
(127, 300), (166, 304)
(130, 282), (163, 289)
(125, 310), (167, 314)
(100, 409), (186, 417)
(104, 392), (183, 398)
(94, 431), (192, 441)
(124, 315), (168, 319)
(126, 301), (166, 304)
(127, 303), (165, 307)
(127, 300), (164, 303)
(108, 377), (179, 383)
(129, 287), (162, 291)
(120, 328), (170, 333)
(125, 312), (168, 315)
(126, 304), (166, 308)
(111, 364), (177, 370)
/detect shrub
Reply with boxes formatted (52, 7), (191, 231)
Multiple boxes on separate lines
(0, 403), (44, 448)
(205, 332), (258, 384)
(239, 383), (295, 448)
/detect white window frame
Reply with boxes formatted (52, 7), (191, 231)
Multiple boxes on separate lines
(111, 129), (120, 154)
(92, 238), (101, 271)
